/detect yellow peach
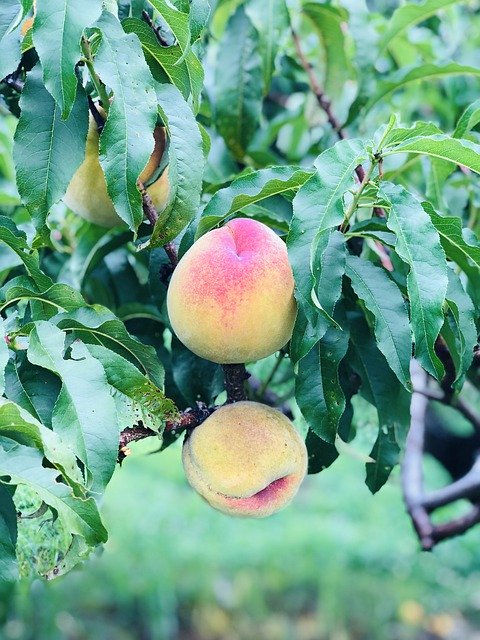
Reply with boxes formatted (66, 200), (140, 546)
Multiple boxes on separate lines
(63, 111), (169, 227)
(182, 401), (307, 517)
(166, 218), (296, 363)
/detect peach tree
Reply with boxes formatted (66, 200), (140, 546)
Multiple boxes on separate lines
(0, 0), (480, 590)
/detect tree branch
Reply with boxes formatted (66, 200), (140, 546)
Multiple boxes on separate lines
(402, 361), (435, 550)
(291, 29), (386, 226)
(118, 403), (213, 462)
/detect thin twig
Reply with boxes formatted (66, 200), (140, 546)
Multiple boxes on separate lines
(138, 179), (158, 227)
(164, 242), (178, 269)
(291, 29), (386, 226)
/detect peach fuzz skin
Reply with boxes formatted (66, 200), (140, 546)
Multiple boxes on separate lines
(182, 402), (308, 518)
(63, 112), (169, 228)
(166, 218), (297, 364)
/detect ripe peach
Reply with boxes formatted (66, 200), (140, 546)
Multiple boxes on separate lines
(182, 401), (308, 517)
(166, 218), (296, 363)
(63, 111), (169, 227)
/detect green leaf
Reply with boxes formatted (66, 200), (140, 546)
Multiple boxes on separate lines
(94, 11), (157, 230)
(215, 6), (262, 159)
(13, 65), (89, 242)
(443, 269), (477, 388)
(0, 482), (18, 584)
(52, 307), (165, 387)
(4, 355), (61, 428)
(345, 255), (411, 390)
(147, 0), (191, 64)
(0, 438), (107, 546)
(122, 17), (203, 107)
(197, 166), (312, 237)
(33, 0), (103, 118)
(27, 322), (119, 492)
(384, 134), (480, 175)
(453, 98), (480, 139)
(85, 344), (177, 433)
(44, 534), (90, 580)
(295, 308), (350, 444)
(0, 217), (53, 289)
(1, 279), (86, 319)
(348, 312), (410, 493)
(305, 430), (338, 474)
(0, 399), (84, 489)
(245, 0), (289, 93)
(379, 0), (460, 53)
(380, 183), (448, 379)
(360, 63), (480, 120)
(287, 139), (367, 335)
(0, 319), (8, 396)
(170, 336), (224, 407)
(302, 2), (349, 99)
(422, 202), (480, 273)
(380, 121), (442, 149)
(147, 83), (204, 247)
(0, 0), (21, 40)
(290, 230), (346, 364)
(188, 0), (210, 41)
(0, 16), (21, 80)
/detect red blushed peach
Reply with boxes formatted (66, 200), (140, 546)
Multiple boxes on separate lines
(166, 218), (296, 364)
(182, 402), (308, 518)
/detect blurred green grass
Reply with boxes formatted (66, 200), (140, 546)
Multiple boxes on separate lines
(4, 429), (480, 640)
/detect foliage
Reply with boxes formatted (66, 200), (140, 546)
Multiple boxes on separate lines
(0, 0), (479, 584)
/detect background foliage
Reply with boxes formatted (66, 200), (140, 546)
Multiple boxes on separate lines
(1, 0), (480, 636)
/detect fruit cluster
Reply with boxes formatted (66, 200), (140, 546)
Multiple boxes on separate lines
(167, 218), (307, 518)
(64, 122), (307, 518)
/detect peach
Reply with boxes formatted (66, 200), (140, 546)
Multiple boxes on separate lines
(63, 111), (169, 227)
(166, 218), (296, 363)
(182, 401), (308, 517)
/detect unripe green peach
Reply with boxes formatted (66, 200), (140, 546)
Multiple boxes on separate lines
(166, 218), (296, 364)
(182, 401), (307, 517)
(63, 112), (169, 228)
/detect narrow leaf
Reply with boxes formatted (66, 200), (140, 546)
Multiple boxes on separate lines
(85, 344), (177, 433)
(27, 322), (119, 492)
(360, 63), (480, 119)
(379, 0), (459, 52)
(422, 201), (480, 273)
(0, 484), (18, 584)
(215, 6), (262, 159)
(295, 309), (350, 443)
(246, 0), (289, 93)
(122, 17), (203, 106)
(345, 255), (411, 389)
(13, 65), (89, 241)
(287, 139), (367, 335)
(380, 183), (448, 379)
(147, 83), (204, 247)
(444, 269), (477, 388)
(0, 439), (107, 546)
(197, 166), (312, 238)
(302, 2), (349, 99)
(94, 11), (157, 230)
(384, 134), (480, 175)
(348, 312), (410, 493)
(33, 0), (102, 118)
